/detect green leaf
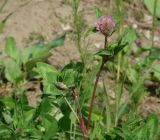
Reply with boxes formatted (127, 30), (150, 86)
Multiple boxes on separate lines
(0, 59), (3, 66)
(122, 28), (137, 54)
(47, 34), (65, 49)
(4, 37), (21, 63)
(141, 48), (160, 67)
(91, 107), (103, 122)
(0, 12), (12, 33)
(126, 65), (139, 83)
(40, 97), (53, 114)
(144, 0), (160, 18)
(22, 34), (65, 69)
(89, 122), (104, 140)
(4, 59), (22, 84)
(35, 63), (64, 95)
(19, 90), (28, 107)
(0, 96), (15, 110)
(43, 82), (63, 95)
(59, 116), (71, 131)
(94, 6), (102, 18)
(133, 123), (147, 140)
(24, 109), (35, 123)
(0, 124), (11, 139)
(58, 62), (84, 87)
(103, 83), (112, 132)
(0, 0), (9, 13)
(152, 64), (160, 81)
(0, 21), (5, 33)
(36, 62), (58, 82)
(117, 102), (129, 120)
(84, 27), (98, 38)
(42, 114), (58, 139)
(5, 37), (16, 55)
(146, 114), (159, 139)
(22, 43), (51, 65)
(148, 48), (160, 60)
(96, 40), (128, 58)
(2, 112), (13, 124)
(96, 29), (134, 58)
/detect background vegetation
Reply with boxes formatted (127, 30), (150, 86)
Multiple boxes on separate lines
(0, 0), (160, 139)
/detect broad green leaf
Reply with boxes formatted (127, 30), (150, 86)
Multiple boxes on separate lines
(2, 112), (13, 124)
(96, 29), (134, 58)
(22, 34), (65, 68)
(96, 47), (114, 57)
(152, 64), (160, 81)
(144, 0), (160, 18)
(24, 109), (35, 123)
(35, 63), (64, 95)
(43, 82), (63, 95)
(58, 62), (84, 87)
(5, 37), (16, 56)
(40, 97), (53, 114)
(4, 37), (21, 63)
(36, 62), (58, 82)
(96, 40), (128, 58)
(59, 116), (71, 131)
(24, 128), (43, 139)
(4, 59), (22, 84)
(0, 96), (15, 110)
(22, 43), (51, 65)
(42, 114), (58, 139)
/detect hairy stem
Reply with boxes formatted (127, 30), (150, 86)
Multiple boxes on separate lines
(72, 89), (89, 140)
(87, 36), (107, 129)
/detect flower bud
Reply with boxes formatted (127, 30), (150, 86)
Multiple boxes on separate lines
(54, 82), (68, 90)
(96, 16), (115, 36)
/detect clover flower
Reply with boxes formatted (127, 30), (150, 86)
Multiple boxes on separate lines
(96, 16), (115, 36)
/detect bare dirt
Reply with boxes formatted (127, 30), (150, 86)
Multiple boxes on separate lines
(0, 0), (160, 115)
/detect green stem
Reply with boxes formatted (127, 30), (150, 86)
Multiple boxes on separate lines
(72, 0), (84, 62)
(115, 0), (123, 126)
(116, 0), (123, 82)
(64, 96), (79, 121)
(151, 0), (158, 48)
(0, 0), (9, 13)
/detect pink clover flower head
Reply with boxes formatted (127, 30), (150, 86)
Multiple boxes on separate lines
(96, 16), (115, 36)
